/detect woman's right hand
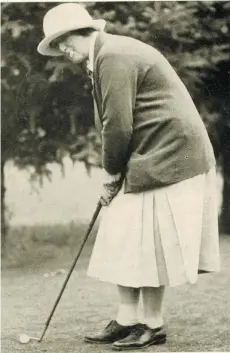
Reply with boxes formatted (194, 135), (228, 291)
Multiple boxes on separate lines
(100, 171), (122, 206)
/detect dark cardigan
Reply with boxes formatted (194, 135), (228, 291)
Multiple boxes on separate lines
(92, 33), (215, 193)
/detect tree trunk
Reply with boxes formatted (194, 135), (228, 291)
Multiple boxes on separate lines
(220, 154), (230, 234)
(29, 110), (36, 134)
(70, 112), (76, 135)
(1, 160), (7, 248)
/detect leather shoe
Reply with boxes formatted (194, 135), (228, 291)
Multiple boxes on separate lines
(112, 324), (166, 350)
(84, 320), (140, 344)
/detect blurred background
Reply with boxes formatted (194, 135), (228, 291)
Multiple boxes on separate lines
(1, 1), (230, 263)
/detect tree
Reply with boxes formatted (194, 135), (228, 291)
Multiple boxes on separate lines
(1, 1), (230, 241)
(1, 2), (101, 245)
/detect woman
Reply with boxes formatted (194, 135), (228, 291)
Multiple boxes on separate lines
(38, 3), (220, 350)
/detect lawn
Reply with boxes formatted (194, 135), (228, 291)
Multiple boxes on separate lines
(2, 224), (230, 352)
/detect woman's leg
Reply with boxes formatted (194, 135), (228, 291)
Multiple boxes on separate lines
(116, 285), (140, 326)
(142, 286), (165, 329)
(112, 286), (166, 349)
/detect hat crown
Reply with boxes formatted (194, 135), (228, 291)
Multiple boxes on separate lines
(43, 3), (93, 37)
(38, 2), (105, 56)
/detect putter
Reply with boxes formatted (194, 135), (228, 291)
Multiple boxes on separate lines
(19, 201), (102, 344)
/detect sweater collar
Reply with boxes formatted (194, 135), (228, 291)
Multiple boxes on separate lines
(93, 32), (108, 69)
(87, 31), (99, 73)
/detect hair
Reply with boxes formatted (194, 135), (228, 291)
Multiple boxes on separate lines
(50, 27), (96, 49)
(71, 27), (97, 37)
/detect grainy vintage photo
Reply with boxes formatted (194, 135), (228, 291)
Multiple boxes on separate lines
(1, 1), (230, 352)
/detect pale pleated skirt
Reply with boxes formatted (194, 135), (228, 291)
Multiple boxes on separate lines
(87, 168), (220, 287)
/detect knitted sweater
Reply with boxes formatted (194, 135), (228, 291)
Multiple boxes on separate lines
(92, 33), (215, 192)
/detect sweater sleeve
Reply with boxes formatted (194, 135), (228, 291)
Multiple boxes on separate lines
(97, 54), (137, 175)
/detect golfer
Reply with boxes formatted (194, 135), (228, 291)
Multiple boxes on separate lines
(38, 3), (220, 350)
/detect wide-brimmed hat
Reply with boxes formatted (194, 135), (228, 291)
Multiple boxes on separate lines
(37, 3), (106, 56)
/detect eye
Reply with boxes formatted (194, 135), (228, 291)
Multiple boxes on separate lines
(50, 38), (60, 49)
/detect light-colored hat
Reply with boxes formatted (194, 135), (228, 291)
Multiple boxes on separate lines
(37, 3), (106, 56)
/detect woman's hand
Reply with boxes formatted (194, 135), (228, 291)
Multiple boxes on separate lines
(100, 171), (122, 206)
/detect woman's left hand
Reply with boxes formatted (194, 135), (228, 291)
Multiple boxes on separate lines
(100, 171), (122, 206)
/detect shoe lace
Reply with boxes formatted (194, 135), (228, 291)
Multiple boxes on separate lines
(131, 324), (147, 338)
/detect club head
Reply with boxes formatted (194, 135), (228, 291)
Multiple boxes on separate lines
(19, 334), (39, 344)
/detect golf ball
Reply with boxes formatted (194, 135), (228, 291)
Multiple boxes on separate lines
(19, 334), (30, 344)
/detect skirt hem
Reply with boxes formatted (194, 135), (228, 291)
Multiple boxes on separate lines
(87, 268), (219, 288)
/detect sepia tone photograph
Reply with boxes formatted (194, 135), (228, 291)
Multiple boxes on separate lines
(1, 1), (230, 352)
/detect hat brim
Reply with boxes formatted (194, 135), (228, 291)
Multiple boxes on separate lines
(37, 19), (106, 56)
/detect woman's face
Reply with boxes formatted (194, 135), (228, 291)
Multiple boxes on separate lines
(52, 33), (88, 64)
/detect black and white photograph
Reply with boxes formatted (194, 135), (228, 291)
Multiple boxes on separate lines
(1, 1), (230, 352)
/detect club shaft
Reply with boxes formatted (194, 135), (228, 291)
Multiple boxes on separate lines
(39, 201), (102, 342)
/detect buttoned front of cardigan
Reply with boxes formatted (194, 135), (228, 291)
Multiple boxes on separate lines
(92, 33), (216, 193)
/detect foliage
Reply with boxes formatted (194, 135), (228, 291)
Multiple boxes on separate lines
(2, 2), (230, 169)
(1, 1), (230, 231)
(89, 2), (230, 126)
(1, 2), (101, 178)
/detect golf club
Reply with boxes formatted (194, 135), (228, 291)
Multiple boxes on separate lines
(19, 200), (102, 344)
(19, 334), (40, 344)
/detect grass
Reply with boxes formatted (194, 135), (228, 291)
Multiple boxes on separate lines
(1, 221), (99, 268)
(2, 225), (230, 352)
